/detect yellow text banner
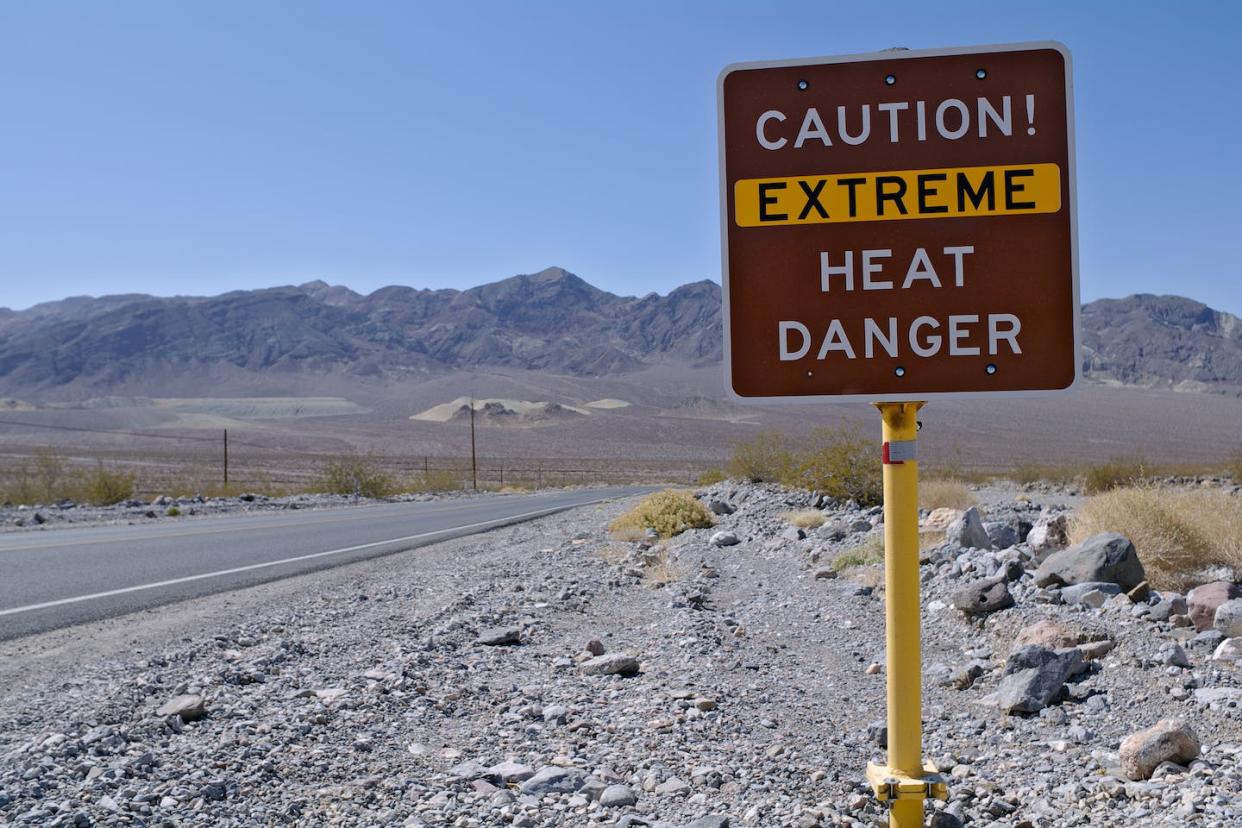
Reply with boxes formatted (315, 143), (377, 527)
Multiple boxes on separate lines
(734, 163), (1061, 227)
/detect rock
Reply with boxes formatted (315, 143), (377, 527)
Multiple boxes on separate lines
(1186, 581), (1242, 631)
(477, 626), (521, 646)
(1148, 593), (1188, 622)
(708, 499), (735, 516)
(655, 777), (689, 796)
(984, 521), (1020, 550)
(929, 812), (965, 828)
(1194, 687), (1242, 706)
(923, 508), (963, 531)
(813, 568), (837, 580)
(1119, 719), (1200, 780)
(1034, 533), (1145, 592)
(600, 784), (638, 807)
(951, 577), (1014, 616)
(580, 653), (640, 677)
(710, 531), (740, 547)
(989, 646), (1083, 714)
(520, 766), (587, 795)
(487, 760), (536, 782)
(1189, 628), (1226, 649)
(781, 526), (806, 541)
(945, 507), (990, 549)
(867, 720), (887, 748)
(680, 818), (729, 828)
(1212, 637), (1242, 662)
(1060, 581), (1122, 606)
(1127, 580), (1151, 602)
(156, 694), (205, 722)
(448, 760), (490, 780)
(1212, 598), (1242, 636)
(1076, 639), (1116, 660)
(1160, 643), (1191, 668)
(542, 704), (568, 723)
(585, 638), (606, 656)
(1027, 514), (1068, 553)
(1011, 619), (1083, 651)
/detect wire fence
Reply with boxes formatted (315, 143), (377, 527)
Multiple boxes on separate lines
(0, 417), (716, 498)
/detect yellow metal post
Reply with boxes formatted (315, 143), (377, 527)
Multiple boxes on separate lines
(866, 401), (945, 827)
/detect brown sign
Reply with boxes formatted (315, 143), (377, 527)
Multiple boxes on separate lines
(718, 43), (1079, 401)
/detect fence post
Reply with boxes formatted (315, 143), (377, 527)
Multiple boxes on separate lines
(223, 429), (229, 487)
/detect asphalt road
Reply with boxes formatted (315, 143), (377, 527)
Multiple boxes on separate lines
(0, 486), (650, 641)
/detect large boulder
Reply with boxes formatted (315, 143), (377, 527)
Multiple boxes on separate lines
(1026, 513), (1069, 555)
(1119, 719), (1200, 780)
(156, 694), (205, 722)
(520, 766), (587, 795)
(945, 507), (991, 550)
(1033, 533), (1145, 592)
(1187, 581), (1242, 631)
(1213, 599), (1242, 637)
(951, 577), (1014, 616)
(580, 653), (640, 677)
(989, 646), (1083, 714)
(923, 507), (963, 532)
(1010, 619), (1085, 652)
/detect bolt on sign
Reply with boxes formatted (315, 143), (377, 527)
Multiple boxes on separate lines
(718, 42), (1080, 401)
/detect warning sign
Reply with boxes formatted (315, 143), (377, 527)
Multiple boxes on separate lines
(718, 42), (1080, 401)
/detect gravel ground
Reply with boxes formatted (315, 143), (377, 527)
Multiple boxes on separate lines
(0, 482), (1239, 827)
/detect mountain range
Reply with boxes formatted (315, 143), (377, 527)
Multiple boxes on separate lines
(1, 267), (1240, 396)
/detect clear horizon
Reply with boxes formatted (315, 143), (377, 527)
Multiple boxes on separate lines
(2, 1), (1240, 314)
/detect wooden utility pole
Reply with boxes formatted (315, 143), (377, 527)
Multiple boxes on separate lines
(223, 429), (229, 487)
(469, 398), (478, 490)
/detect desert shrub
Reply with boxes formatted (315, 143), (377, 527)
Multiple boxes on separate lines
(642, 547), (686, 587)
(408, 469), (463, 493)
(1071, 486), (1242, 591)
(1083, 458), (1149, 494)
(727, 431), (793, 483)
(697, 467), (726, 486)
(781, 509), (826, 529)
(165, 506), (181, 517)
(81, 462), (137, 506)
(315, 454), (394, 498)
(831, 534), (885, 570)
(788, 426), (882, 506)
(609, 489), (714, 539)
(919, 479), (976, 511)
(1226, 452), (1242, 483)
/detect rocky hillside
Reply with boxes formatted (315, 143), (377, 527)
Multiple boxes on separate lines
(0, 268), (722, 392)
(1083, 295), (1242, 394)
(2, 269), (1241, 395)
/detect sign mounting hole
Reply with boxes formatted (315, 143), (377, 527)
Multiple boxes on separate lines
(985, 363), (998, 375)
(976, 68), (987, 79)
(894, 366), (906, 377)
(797, 79), (809, 90)
(884, 73), (896, 86)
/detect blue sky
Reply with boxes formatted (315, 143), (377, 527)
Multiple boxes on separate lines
(2, 1), (1239, 313)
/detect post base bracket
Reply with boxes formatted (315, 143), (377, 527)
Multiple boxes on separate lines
(866, 761), (949, 802)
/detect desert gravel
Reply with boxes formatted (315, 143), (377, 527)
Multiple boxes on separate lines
(1, 482), (1240, 827)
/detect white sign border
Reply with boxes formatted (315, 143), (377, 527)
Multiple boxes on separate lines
(717, 41), (1081, 404)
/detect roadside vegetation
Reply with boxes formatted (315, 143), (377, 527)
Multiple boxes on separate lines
(781, 509), (826, 529)
(609, 489), (714, 540)
(727, 427), (882, 506)
(314, 453), (396, 498)
(919, 478), (976, 510)
(0, 450), (137, 506)
(1071, 486), (1242, 591)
